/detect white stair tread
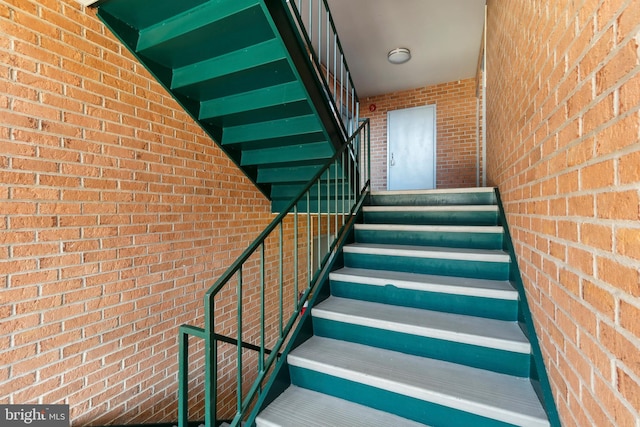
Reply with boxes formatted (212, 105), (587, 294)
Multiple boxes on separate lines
(288, 337), (549, 427)
(313, 297), (530, 353)
(364, 205), (498, 212)
(344, 243), (510, 263)
(256, 386), (428, 427)
(330, 267), (518, 300)
(370, 187), (495, 196)
(355, 223), (504, 233)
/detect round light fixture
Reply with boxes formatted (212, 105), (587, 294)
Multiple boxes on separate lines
(387, 47), (411, 65)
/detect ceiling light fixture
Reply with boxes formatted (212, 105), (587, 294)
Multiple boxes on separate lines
(387, 47), (411, 65)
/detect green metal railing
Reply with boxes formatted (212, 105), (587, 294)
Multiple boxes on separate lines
(285, 0), (360, 136)
(178, 119), (370, 427)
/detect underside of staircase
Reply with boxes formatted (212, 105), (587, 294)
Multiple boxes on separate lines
(254, 188), (559, 427)
(95, 0), (348, 213)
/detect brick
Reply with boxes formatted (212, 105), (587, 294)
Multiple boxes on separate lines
(596, 190), (639, 220)
(616, 228), (640, 260)
(595, 114), (639, 156)
(580, 223), (612, 251)
(596, 256), (640, 296)
(618, 151), (640, 185)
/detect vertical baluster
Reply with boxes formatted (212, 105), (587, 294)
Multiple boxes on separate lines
(348, 144), (352, 210)
(334, 156), (338, 234)
(317, 180), (321, 270)
(308, 0), (312, 45)
(236, 270), (243, 416)
(294, 205), (299, 309)
(345, 72), (350, 132)
(317, 0), (321, 62)
(306, 192), (311, 288)
(333, 34), (337, 109)
(341, 151), (345, 221)
(340, 55), (344, 121)
(326, 8), (330, 81)
(259, 244), (265, 373)
(326, 168), (330, 254)
(279, 223), (283, 337)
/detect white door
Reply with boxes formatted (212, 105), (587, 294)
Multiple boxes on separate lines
(387, 105), (436, 190)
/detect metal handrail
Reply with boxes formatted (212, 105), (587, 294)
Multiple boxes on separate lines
(178, 119), (370, 427)
(285, 0), (360, 136)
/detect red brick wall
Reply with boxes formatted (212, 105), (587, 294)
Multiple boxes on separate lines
(486, 0), (640, 425)
(362, 78), (483, 191)
(0, 0), (279, 424)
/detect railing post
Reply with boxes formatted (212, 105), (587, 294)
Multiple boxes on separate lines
(178, 330), (189, 427)
(204, 298), (217, 427)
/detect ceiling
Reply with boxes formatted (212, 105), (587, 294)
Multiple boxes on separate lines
(325, 0), (486, 98)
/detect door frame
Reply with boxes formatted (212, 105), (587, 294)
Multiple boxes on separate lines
(386, 104), (437, 190)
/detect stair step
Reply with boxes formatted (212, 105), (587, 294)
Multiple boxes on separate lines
(136, 0), (261, 52)
(329, 267), (518, 320)
(241, 141), (334, 166)
(368, 188), (497, 207)
(256, 386), (427, 427)
(363, 205), (499, 225)
(354, 224), (504, 250)
(223, 114), (324, 145)
(199, 81), (308, 122)
(343, 243), (511, 281)
(312, 297), (530, 375)
(171, 38), (286, 90)
(288, 337), (550, 427)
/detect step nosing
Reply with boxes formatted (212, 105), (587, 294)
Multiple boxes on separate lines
(289, 338), (548, 426)
(355, 224), (504, 233)
(329, 268), (518, 300)
(369, 187), (496, 195)
(312, 308), (530, 353)
(343, 244), (510, 263)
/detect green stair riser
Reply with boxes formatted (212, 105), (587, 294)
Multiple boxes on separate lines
(344, 253), (510, 281)
(363, 211), (499, 226)
(206, 100), (312, 128)
(139, 5), (275, 69)
(223, 114), (324, 145)
(355, 229), (504, 250)
(199, 81), (308, 121)
(271, 182), (354, 199)
(257, 163), (344, 184)
(330, 281), (519, 321)
(289, 366), (517, 427)
(241, 141), (334, 166)
(368, 192), (497, 207)
(312, 318), (530, 377)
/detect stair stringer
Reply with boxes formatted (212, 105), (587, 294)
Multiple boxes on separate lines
(494, 188), (562, 427)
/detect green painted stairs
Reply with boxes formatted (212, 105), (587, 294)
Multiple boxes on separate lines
(94, 0), (351, 213)
(255, 188), (556, 427)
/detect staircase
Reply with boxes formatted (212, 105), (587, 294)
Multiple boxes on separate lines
(255, 188), (555, 427)
(94, 0), (356, 212)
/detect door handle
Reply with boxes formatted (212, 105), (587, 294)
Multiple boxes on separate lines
(390, 153), (396, 167)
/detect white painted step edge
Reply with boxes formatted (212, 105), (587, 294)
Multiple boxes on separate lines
(312, 297), (530, 353)
(370, 187), (495, 196)
(289, 337), (550, 427)
(355, 224), (504, 234)
(364, 205), (499, 212)
(330, 267), (518, 300)
(256, 386), (428, 427)
(344, 243), (511, 263)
